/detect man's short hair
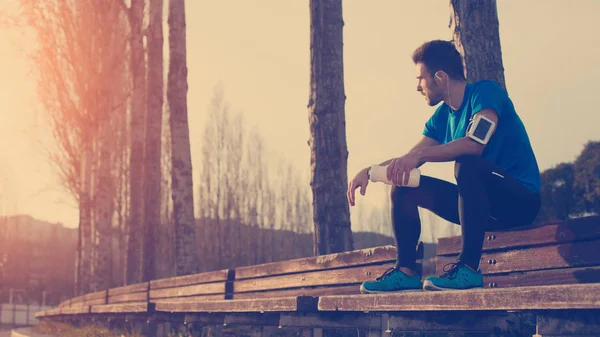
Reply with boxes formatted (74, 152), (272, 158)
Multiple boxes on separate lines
(412, 40), (466, 81)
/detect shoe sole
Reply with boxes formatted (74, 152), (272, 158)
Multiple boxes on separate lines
(360, 284), (423, 294)
(422, 280), (483, 291)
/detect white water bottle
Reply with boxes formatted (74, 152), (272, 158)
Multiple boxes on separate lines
(369, 165), (420, 187)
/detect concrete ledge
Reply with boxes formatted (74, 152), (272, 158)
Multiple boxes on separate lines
(10, 328), (55, 337)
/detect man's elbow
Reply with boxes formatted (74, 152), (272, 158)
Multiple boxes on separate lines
(463, 137), (485, 156)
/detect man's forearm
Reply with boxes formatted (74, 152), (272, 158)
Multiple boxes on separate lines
(376, 137), (439, 167)
(415, 137), (482, 164)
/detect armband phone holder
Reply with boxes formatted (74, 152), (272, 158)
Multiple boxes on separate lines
(467, 114), (496, 145)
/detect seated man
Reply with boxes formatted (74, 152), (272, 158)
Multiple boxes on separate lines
(347, 40), (541, 292)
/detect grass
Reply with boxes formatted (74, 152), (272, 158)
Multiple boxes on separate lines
(33, 320), (144, 337)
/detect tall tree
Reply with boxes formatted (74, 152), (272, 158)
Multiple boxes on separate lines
(538, 163), (575, 222)
(573, 141), (600, 215)
(126, 0), (146, 285)
(142, 0), (164, 282)
(168, 0), (198, 276)
(450, 0), (506, 89)
(24, 0), (130, 292)
(308, 0), (353, 255)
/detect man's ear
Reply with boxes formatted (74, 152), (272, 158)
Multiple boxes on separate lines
(434, 71), (444, 84)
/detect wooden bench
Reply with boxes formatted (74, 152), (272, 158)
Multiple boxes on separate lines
(313, 216), (600, 336)
(435, 215), (600, 288)
(38, 216), (600, 336)
(154, 244), (423, 330)
(90, 282), (148, 315)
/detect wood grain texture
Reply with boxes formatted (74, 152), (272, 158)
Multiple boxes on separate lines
(537, 310), (600, 334)
(318, 283), (600, 311)
(482, 266), (600, 288)
(279, 313), (381, 329)
(70, 298), (106, 306)
(150, 294), (225, 303)
(91, 302), (148, 313)
(234, 263), (395, 293)
(59, 306), (90, 315)
(108, 282), (149, 296)
(387, 311), (524, 333)
(109, 292), (148, 304)
(155, 296), (317, 313)
(70, 290), (107, 303)
(437, 216), (600, 256)
(437, 239), (600, 275)
(149, 281), (225, 299)
(235, 245), (398, 279)
(233, 284), (362, 300)
(150, 269), (230, 289)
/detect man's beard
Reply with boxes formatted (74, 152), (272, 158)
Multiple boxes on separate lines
(425, 84), (443, 106)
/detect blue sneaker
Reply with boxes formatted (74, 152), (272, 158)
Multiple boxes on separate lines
(360, 267), (423, 294)
(423, 262), (483, 291)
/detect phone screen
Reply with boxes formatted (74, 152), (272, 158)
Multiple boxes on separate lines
(473, 119), (492, 140)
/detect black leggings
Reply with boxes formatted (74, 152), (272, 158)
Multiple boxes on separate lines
(392, 155), (541, 271)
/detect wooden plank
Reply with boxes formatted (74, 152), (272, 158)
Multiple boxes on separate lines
(436, 239), (600, 275)
(58, 300), (71, 307)
(155, 296), (318, 313)
(42, 309), (61, 317)
(482, 266), (600, 288)
(234, 263), (395, 293)
(537, 310), (600, 335)
(150, 294), (225, 303)
(91, 302), (148, 314)
(149, 281), (225, 299)
(233, 284), (362, 300)
(69, 294), (85, 304)
(279, 313), (381, 329)
(34, 311), (45, 318)
(437, 216), (600, 256)
(59, 306), (90, 315)
(109, 292), (148, 304)
(387, 311), (527, 333)
(150, 269), (231, 289)
(318, 283), (600, 311)
(183, 313), (226, 324)
(75, 298), (106, 306)
(83, 290), (108, 301)
(235, 245), (399, 279)
(223, 313), (280, 326)
(108, 282), (148, 296)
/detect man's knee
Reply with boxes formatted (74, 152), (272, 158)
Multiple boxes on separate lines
(390, 185), (409, 203)
(454, 155), (482, 182)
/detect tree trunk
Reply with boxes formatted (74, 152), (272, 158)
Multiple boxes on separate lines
(79, 145), (93, 295)
(142, 0), (164, 283)
(168, 0), (198, 276)
(127, 0), (146, 285)
(308, 0), (353, 255)
(95, 125), (114, 291)
(450, 0), (506, 89)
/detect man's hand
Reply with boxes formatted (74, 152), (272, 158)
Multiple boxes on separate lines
(347, 167), (370, 206)
(387, 152), (421, 186)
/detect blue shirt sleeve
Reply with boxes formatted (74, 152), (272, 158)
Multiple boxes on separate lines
(470, 80), (506, 117)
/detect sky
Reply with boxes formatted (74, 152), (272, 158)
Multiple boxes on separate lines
(0, 1), (599, 235)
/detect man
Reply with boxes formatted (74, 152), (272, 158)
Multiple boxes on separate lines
(347, 40), (541, 292)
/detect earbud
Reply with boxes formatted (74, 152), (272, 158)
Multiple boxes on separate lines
(435, 71), (443, 82)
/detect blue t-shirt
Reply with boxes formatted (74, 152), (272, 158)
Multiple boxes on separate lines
(422, 80), (541, 194)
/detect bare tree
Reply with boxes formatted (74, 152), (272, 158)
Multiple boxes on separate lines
(450, 0), (506, 89)
(23, 0), (130, 292)
(308, 0), (353, 255)
(168, 0), (198, 276)
(126, 0), (146, 285)
(142, 0), (164, 283)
